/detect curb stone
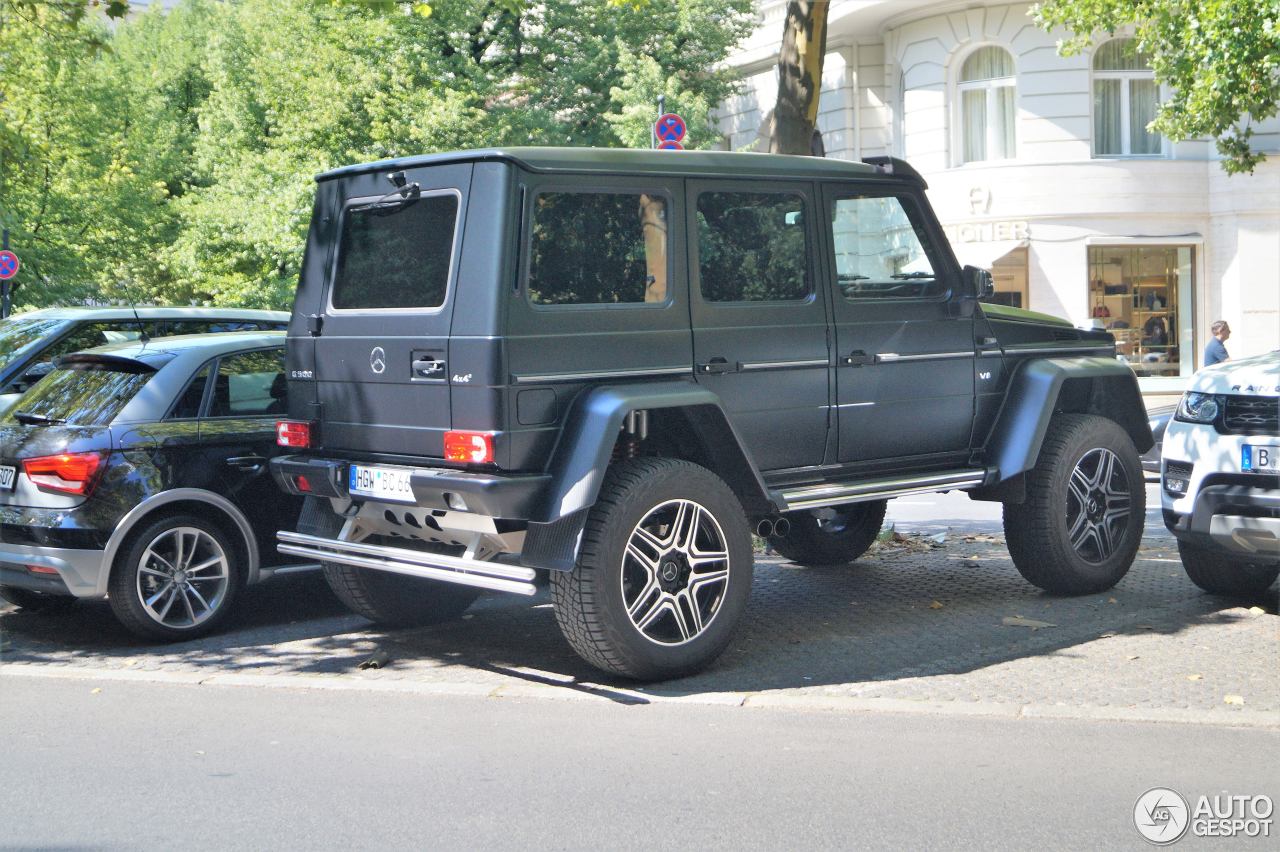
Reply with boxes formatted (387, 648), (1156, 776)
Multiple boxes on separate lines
(3, 662), (1276, 729)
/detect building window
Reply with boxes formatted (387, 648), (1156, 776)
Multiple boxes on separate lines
(1093, 39), (1162, 157)
(957, 46), (1016, 163)
(1088, 245), (1193, 377)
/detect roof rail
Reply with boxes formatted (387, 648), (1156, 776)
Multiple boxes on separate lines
(861, 156), (927, 188)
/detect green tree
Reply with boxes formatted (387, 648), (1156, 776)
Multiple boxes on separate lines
(2, 0), (754, 308)
(1034, 0), (1280, 174)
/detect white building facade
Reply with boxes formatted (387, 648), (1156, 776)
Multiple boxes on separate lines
(716, 0), (1280, 397)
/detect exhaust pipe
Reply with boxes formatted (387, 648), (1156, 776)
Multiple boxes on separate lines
(754, 517), (791, 538)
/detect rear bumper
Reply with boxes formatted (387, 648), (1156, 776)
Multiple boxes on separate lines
(1164, 484), (1280, 559)
(0, 542), (107, 597)
(271, 455), (551, 520)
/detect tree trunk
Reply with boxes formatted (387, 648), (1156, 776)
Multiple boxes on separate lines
(770, 0), (829, 156)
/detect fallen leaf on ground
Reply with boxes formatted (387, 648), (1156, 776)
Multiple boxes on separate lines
(359, 650), (391, 670)
(1107, 598), (1118, 604)
(1127, 655), (1140, 660)
(1247, 606), (1266, 616)
(1002, 615), (1057, 630)
(90, 688), (101, 695)
(929, 600), (944, 610)
(1224, 695), (1245, 706)
(1187, 674), (1203, 681)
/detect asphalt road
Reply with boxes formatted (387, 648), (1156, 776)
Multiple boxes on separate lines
(1, 676), (1275, 851)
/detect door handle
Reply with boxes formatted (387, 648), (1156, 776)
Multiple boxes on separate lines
(225, 455), (266, 471)
(412, 357), (445, 378)
(842, 350), (876, 367)
(697, 357), (736, 375)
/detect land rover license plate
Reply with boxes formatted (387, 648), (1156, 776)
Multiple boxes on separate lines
(1242, 445), (1280, 473)
(348, 464), (414, 503)
(0, 465), (14, 490)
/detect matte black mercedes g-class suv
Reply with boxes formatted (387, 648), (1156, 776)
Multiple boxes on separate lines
(272, 147), (1152, 680)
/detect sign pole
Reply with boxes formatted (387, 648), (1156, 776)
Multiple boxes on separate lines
(653, 95), (664, 149)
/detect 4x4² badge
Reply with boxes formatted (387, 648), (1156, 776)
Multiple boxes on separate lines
(369, 346), (386, 375)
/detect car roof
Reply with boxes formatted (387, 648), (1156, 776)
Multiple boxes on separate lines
(62, 330), (285, 372)
(317, 146), (903, 184)
(13, 306), (288, 322)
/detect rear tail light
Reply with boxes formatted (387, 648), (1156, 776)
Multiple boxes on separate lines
(444, 430), (495, 464)
(277, 420), (315, 449)
(22, 452), (106, 497)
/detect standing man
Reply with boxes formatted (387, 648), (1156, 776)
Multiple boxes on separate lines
(1203, 320), (1231, 366)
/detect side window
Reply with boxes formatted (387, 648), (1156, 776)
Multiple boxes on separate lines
(168, 365), (211, 420)
(696, 192), (810, 302)
(207, 349), (287, 418)
(45, 321), (146, 361)
(831, 195), (946, 300)
(527, 191), (669, 305)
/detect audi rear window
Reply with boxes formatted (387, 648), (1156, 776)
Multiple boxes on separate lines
(4, 362), (153, 426)
(330, 192), (459, 311)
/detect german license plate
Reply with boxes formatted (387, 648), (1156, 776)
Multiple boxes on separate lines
(1242, 445), (1280, 473)
(0, 465), (14, 490)
(348, 464), (414, 502)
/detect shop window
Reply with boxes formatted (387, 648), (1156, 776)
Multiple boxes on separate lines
(957, 46), (1016, 164)
(988, 247), (1028, 308)
(1093, 39), (1162, 157)
(1088, 245), (1193, 377)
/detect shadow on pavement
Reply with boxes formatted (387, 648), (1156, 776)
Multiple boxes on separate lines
(3, 531), (1275, 704)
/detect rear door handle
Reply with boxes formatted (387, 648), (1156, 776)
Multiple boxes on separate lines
(697, 357), (736, 375)
(412, 357), (446, 379)
(225, 455), (266, 472)
(842, 350), (876, 367)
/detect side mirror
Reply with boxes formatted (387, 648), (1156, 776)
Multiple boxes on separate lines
(962, 265), (995, 300)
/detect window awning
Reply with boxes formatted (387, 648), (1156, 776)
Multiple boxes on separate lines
(951, 239), (1026, 271)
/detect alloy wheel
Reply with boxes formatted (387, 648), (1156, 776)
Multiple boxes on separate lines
(1065, 447), (1132, 564)
(135, 526), (231, 630)
(621, 499), (731, 646)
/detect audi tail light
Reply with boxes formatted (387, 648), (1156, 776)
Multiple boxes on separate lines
(22, 452), (106, 497)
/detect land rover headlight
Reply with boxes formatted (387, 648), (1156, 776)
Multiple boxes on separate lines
(1175, 392), (1221, 424)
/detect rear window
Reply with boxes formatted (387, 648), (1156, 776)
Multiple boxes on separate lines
(330, 192), (459, 311)
(0, 317), (66, 371)
(5, 362), (152, 426)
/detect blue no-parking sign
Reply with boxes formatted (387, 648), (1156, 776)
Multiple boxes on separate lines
(655, 113), (686, 146)
(0, 250), (19, 281)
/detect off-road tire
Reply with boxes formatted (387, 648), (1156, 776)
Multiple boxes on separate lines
(0, 586), (76, 613)
(1179, 540), (1279, 597)
(771, 501), (887, 567)
(323, 549), (479, 628)
(108, 514), (243, 641)
(550, 458), (753, 681)
(1004, 413), (1145, 595)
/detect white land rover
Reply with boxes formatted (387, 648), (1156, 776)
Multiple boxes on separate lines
(1162, 350), (1280, 596)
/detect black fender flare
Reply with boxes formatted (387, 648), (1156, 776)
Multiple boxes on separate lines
(521, 381), (775, 572)
(982, 356), (1154, 484)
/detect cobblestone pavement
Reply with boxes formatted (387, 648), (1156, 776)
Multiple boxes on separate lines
(2, 525), (1277, 725)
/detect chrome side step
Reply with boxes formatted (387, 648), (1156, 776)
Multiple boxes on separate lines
(781, 469), (988, 511)
(277, 531), (538, 596)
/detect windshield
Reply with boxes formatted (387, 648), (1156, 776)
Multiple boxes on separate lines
(0, 317), (67, 372)
(5, 361), (153, 426)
